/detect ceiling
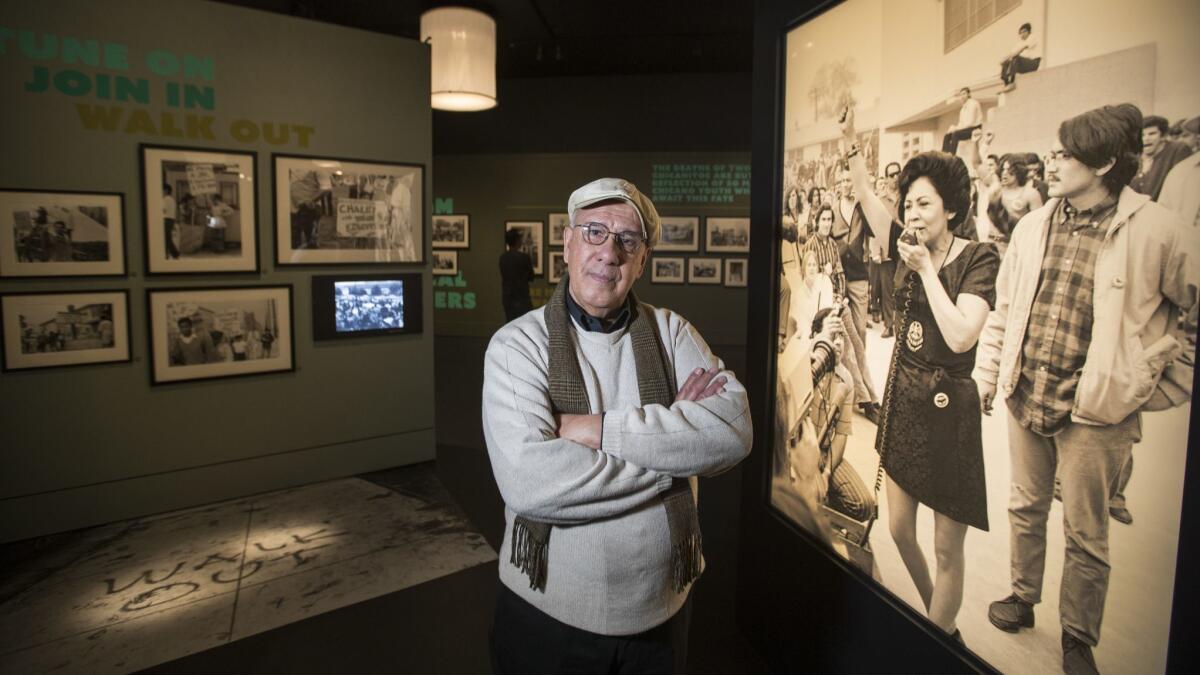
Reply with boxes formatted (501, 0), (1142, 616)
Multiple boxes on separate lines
(214, 0), (753, 78)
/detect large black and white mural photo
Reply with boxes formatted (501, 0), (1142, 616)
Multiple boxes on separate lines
(770, 1), (1198, 673)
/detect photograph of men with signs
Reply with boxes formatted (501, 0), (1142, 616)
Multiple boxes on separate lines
(273, 154), (424, 265)
(141, 145), (257, 274)
(770, 1), (1198, 673)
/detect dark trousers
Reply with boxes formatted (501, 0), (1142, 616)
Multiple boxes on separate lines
(868, 260), (882, 315)
(490, 583), (692, 675)
(502, 296), (533, 322)
(878, 259), (897, 333)
(164, 217), (180, 259)
(1002, 56), (1041, 85)
(941, 124), (981, 155)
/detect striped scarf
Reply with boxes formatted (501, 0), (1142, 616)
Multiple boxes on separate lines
(510, 277), (702, 593)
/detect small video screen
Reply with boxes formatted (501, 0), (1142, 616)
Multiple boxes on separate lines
(333, 280), (405, 333)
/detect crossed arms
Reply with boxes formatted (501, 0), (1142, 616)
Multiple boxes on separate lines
(482, 318), (752, 525)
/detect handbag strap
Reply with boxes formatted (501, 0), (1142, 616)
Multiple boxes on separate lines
(874, 271), (918, 495)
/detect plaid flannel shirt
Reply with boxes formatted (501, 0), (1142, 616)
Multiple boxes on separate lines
(1008, 196), (1118, 435)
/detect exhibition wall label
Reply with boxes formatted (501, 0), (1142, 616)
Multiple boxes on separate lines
(2, 26), (317, 147)
(650, 163), (751, 204)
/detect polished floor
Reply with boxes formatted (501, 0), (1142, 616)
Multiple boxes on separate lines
(802, 320), (1191, 675)
(0, 465), (495, 674)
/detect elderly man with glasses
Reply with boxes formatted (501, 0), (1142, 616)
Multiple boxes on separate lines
(482, 178), (752, 674)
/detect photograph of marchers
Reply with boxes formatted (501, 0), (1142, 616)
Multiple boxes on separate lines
(1, 290), (130, 372)
(148, 285), (293, 384)
(142, 145), (258, 274)
(432, 250), (458, 276)
(769, 1), (1198, 673)
(274, 154), (424, 265)
(652, 256), (685, 284)
(655, 216), (701, 252)
(705, 216), (751, 253)
(688, 257), (721, 284)
(432, 214), (469, 249)
(0, 189), (126, 278)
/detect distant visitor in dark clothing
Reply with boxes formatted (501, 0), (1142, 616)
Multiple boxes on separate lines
(499, 228), (534, 321)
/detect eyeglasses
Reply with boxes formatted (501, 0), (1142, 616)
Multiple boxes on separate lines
(885, 172), (900, 179)
(574, 222), (646, 253)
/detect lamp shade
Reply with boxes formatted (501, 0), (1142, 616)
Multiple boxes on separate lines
(420, 7), (497, 112)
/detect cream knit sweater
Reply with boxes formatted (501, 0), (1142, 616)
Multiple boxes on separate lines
(482, 302), (752, 635)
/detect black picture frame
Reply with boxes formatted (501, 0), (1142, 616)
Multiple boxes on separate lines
(146, 284), (295, 385)
(272, 153), (426, 266)
(740, 1), (1199, 674)
(140, 143), (260, 276)
(1, 289), (132, 372)
(311, 272), (424, 340)
(0, 188), (128, 278)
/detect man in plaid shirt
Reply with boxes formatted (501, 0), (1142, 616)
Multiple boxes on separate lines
(974, 104), (1196, 675)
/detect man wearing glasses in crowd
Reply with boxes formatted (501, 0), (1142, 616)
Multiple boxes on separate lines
(976, 104), (1195, 674)
(482, 178), (752, 673)
(874, 161), (903, 337)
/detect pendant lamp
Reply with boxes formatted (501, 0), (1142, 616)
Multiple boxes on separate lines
(420, 6), (497, 111)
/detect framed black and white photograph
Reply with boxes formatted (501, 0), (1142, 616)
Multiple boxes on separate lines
(431, 250), (458, 276)
(432, 214), (469, 249)
(687, 257), (721, 285)
(651, 256), (685, 284)
(705, 217), (750, 253)
(548, 251), (567, 283)
(505, 221), (543, 276)
(724, 258), (747, 287)
(760, 1), (1200, 673)
(147, 285), (293, 385)
(273, 154), (424, 265)
(311, 273), (424, 341)
(1, 290), (131, 372)
(655, 216), (701, 252)
(548, 212), (570, 246)
(141, 145), (258, 275)
(0, 189), (126, 278)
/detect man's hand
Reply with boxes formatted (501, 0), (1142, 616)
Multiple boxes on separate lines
(556, 413), (602, 449)
(978, 380), (996, 416)
(839, 106), (856, 140)
(814, 312), (845, 346)
(676, 367), (727, 402)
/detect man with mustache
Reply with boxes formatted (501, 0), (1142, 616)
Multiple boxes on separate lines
(975, 104), (1196, 674)
(482, 178), (752, 674)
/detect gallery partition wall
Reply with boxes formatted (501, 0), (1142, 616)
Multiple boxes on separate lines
(0, 0), (434, 542)
(738, 0), (1200, 673)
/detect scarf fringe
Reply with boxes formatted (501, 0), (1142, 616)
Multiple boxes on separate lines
(511, 278), (700, 596)
(671, 533), (703, 593)
(510, 516), (549, 592)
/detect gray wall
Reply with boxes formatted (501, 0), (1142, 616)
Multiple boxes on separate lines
(433, 73), (753, 154)
(432, 152), (752, 347)
(0, 0), (434, 542)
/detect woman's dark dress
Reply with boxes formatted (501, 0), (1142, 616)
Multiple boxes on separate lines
(876, 239), (999, 530)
